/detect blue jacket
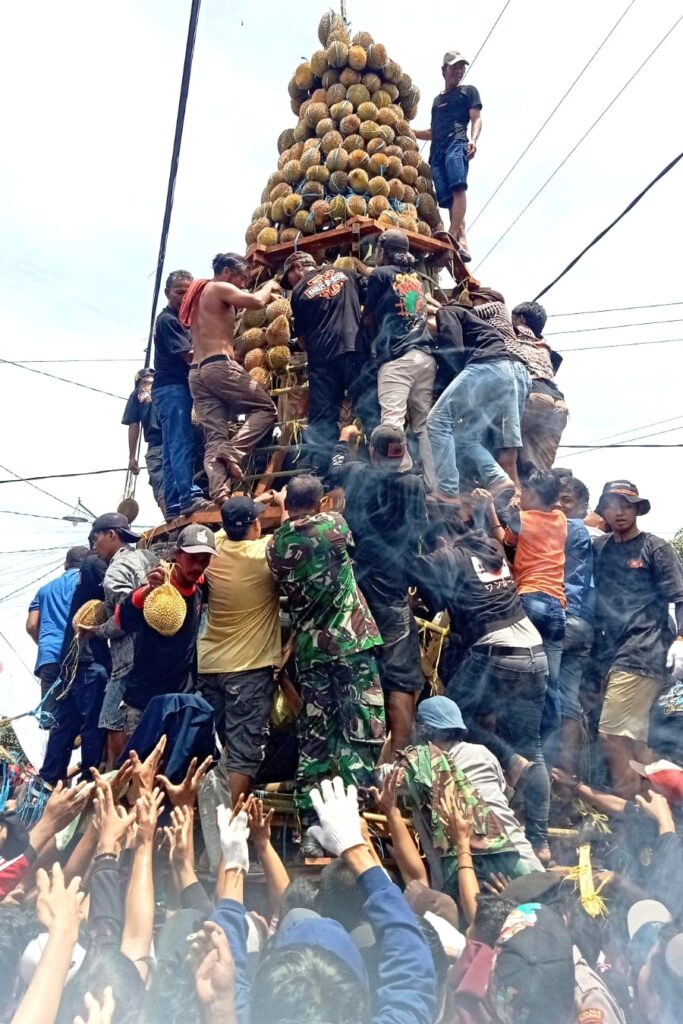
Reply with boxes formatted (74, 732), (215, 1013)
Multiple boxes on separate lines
(212, 866), (437, 1024)
(565, 518), (594, 622)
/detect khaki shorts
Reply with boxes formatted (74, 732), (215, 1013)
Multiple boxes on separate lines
(599, 669), (661, 742)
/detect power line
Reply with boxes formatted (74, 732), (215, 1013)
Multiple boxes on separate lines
(0, 463), (77, 513)
(473, 14), (683, 270)
(558, 443), (683, 449)
(548, 300), (683, 318)
(0, 561), (65, 604)
(0, 627), (34, 676)
(469, 0), (637, 228)
(0, 510), (76, 522)
(144, 0), (202, 368)
(0, 547), (70, 555)
(0, 468), (126, 486)
(595, 414), (683, 441)
(0, 359), (126, 400)
(534, 152), (683, 300)
(547, 317), (683, 336)
(561, 335), (683, 353)
(17, 358), (141, 365)
(561, 423), (683, 459)
(467, 0), (513, 71)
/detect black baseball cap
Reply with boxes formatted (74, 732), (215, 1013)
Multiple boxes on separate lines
(369, 423), (407, 464)
(595, 479), (651, 517)
(176, 523), (217, 556)
(135, 367), (154, 383)
(282, 251), (317, 286)
(221, 496), (267, 537)
(91, 512), (140, 544)
(377, 228), (409, 253)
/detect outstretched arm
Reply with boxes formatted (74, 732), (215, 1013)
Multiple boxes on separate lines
(370, 767), (428, 887)
(214, 279), (281, 312)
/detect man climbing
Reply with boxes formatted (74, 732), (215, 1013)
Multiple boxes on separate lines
(415, 50), (482, 261)
(181, 253), (281, 506)
(121, 368), (164, 515)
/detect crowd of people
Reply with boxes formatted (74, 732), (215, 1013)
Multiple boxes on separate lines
(3, 44), (683, 1024)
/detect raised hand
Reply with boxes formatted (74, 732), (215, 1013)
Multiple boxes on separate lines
(36, 863), (85, 940)
(93, 778), (136, 854)
(308, 777), (364, 857)
(134, 787), (165, 846)
(129, 735), (167, 800)
(73, 988), (115, 1024)
(369, 765), (404, 818)
(246, 796), (274, 852)
(41, 779), (92, 833)
(216, 806), (250, 874)
(157, 754), (213, 809)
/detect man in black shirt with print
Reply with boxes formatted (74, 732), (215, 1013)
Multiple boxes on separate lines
(121, 368), (164, 515)
(285, 252), (363, 477)
(152, 269), (209, 520)
(594, 480), (683, 799)
(415, 50), (482, 261)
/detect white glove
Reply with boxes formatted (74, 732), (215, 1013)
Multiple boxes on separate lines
(667, 639), (683, 681)
(308, 776), (364, 857)
(216, 806), (250, 873)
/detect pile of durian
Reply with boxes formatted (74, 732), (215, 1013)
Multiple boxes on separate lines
(246, 11), (442, 248)
(234, 295), (294, 386)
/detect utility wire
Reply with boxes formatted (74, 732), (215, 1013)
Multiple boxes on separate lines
(547, 317), (683, 336)
(548, 300), (683, 318)
(0, 547), (70, 555)
(595, 414), (683, 441)
(18, 358), (141, 365)
(0, 359), (126, 400)
(561, 335), (683, 353)
(474, 15), (683, 271)
(467, 0), (513, 71)
(0, 628), (34, 676)
(558, 443), (683, 449)
(0, 463), (77, 513)
(0, 561), (65, 604)
(469, 0), (637, 228)
(0, 510), (76, 522)
(0, 468), (127, 486)
(144, 0), (202, 368)
(560, 423), (683, 459)
(534, 152), (683, 300)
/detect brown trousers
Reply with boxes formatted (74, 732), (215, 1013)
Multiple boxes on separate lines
(189, 356), (277, 504)
(521, 391), (569, 472)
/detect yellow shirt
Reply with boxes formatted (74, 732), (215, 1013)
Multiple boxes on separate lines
(198, 531), (281, 673)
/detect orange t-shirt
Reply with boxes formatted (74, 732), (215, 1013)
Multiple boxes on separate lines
(504, 508), (567, 606)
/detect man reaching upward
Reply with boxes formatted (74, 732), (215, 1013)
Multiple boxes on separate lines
(180, 252), (281, 505)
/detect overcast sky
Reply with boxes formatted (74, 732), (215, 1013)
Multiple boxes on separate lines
(1, 0), (682, 703)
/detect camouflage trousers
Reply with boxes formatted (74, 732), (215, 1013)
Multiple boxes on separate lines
(296, 650), (386, 816)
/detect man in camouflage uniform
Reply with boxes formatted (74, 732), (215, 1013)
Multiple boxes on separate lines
(266, 475), (386, 834)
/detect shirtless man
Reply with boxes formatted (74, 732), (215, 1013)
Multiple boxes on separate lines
(180, 252), (281, 506)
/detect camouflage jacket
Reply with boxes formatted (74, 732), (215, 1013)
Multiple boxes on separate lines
(266, 511), (381, 672)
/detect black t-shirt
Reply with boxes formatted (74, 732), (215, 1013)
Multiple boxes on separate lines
(118, 584), (203, 709)
(153, 306), (192, 388)
(330, 444), (428, 603)
(413, 540), (525, 649)
(60, 553), (111, 670)
(594, 531), (683, 677)
(430, 84), (482, 155)
(365, 265), (433, 366)
(121, 384), (162, 447)
(291, 266), (361, 368)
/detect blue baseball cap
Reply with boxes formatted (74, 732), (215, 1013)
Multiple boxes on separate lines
(273, 916), (369, 987)
(416, 696), (467, 732)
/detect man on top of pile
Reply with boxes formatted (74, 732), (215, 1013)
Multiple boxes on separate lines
(415, 50), (482, 262)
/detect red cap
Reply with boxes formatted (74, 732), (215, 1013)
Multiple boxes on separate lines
(630, 759), (683, 803)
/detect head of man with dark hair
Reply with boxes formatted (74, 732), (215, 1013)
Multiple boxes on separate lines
(284, 474), (324, 516)
(557, 475), (590, 519)
(469, 894), (515, 948)
(252, 945), (371, 1024)
(317, 859), (366, 933)
(375, 229), (416, 270)
(164, 269), (193, 312)
(212, 252), (250, 286)
(520, 468), (561, 511)
(512, 300), (548, 339)
(64, 546), (89, 571)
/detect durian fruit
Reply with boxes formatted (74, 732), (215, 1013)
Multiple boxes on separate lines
(402, 184), (417, 205)
(326, 82), (347, 106)
(266, 297), (293, 322)
(310, 49), (329, 77)
(346, 83), (370, 108)
(416, 194), (439, 225)
(377, 106), (400, 126)
(269, 181), (292, 202)
(271, 197), (286, 222)
(416, 221), (432, 236)
(373, 89), (392, 109)
(321, 68), (339, 89)
(311, 198), (330, 227)
(241, 327), (266, 352)
(403, 149), (421, 168)
(292, 120), (312, 142)
(399, 164), (419, 186)
(378, 209), (400, 226)
(266, 314), (291, 346)
(328, 170), (349, 195)
(251, 216), (271, 237)
(385, 155), (402, 178)
(368, 194), (390, 218)
(284, 159), (304, 184)
(257, 226), (279, 247)
(244, 223), (258, 245)
(348, 149), (370, 171)
(293, 209), (315, 233)
(301, 146), (321, 170)
(348, 167), (369, 193)
(266, 170), (286, 190)
(360, 120), (382, 141)
(280, 227), (299, 243)
(368, 152), (389, 176)
(277, 128), (296, 153)
(250, 366), (271, 388)
(339, 67), (361, 86)
(321, 129), (343, 155)
(367, 43), (388, 70)
(306, 102), (330, 128)
(385, 143), (403, 157)
(378, 125), (395, 145)
(242, 307), (268, 329)
(334, 255), (358, 270)
(342, 133), (365, 153)
(414, 175), (431, 194)
(348, 45), (367, 70)
(352, 30), (374, 48)
(326, 40), (349, 68)
(384, 82), (400, 101)
(362, 71), (382, 93)
(366, 137), (386, 155)
(244, 347), (265, 371)
(294, 62), (315, 90)
(143, 563), (187, 638)
(283, 193), (303, 217)
(383, 59), (402, 82)
(301, 180), (325, 208)
(267, 345), (291, 372)
(398, 214), (418, 232)
(73, 599), (107, 630)
(339, 114), (361, 137)
(397, 72), (414, 97)
(327, 24), (351, 45)
(318, 10), (345, 46)
(330, 100), (353, 121)
(368, 175), (390, 197)
(307, 164), (330, 185)
(326, 147), (349, 172)
(316, 117), (335, 138)
(388, 178), (405, 200)
(329, 194), (347, 222)
(417, 159), (432, 178)
(310, 87), (328, 104)
(346, 194), (367, 216)
(357, 101), (378, 122)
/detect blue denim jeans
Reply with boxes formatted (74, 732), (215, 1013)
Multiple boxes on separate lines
(152, 383), (203, 516)
(558, 614), (594, 721)
(431, 139), (469, 207)
(427, 358), (530, 496)
(40, 663), (108, 785)
(520, 592), (566, 739)
(446, 646), (550, 849)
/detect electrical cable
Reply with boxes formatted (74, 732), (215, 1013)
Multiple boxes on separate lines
(0, 468), (127, 486)
(0, 547), (70, 555)
(469, 0), (637, 228)
(594, 414), (683, 441)
(0, 463), (78, 513)
(561, 335), (683, 353)
(144, 0), (202, 368)
(559, 423), (683, 459)
(0, 561), (65, 604)
(473, 15), (683, 271)
(547, 317), (683, 336)
(533, 152), (683, 300)
(0, 628), (35, 676)
(467, 0), (513, 71)
(0, 510), (76, 522)
(0, 359), (126, 400)
(17, 358), (142, 365)
(548, 300), (683, 318)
